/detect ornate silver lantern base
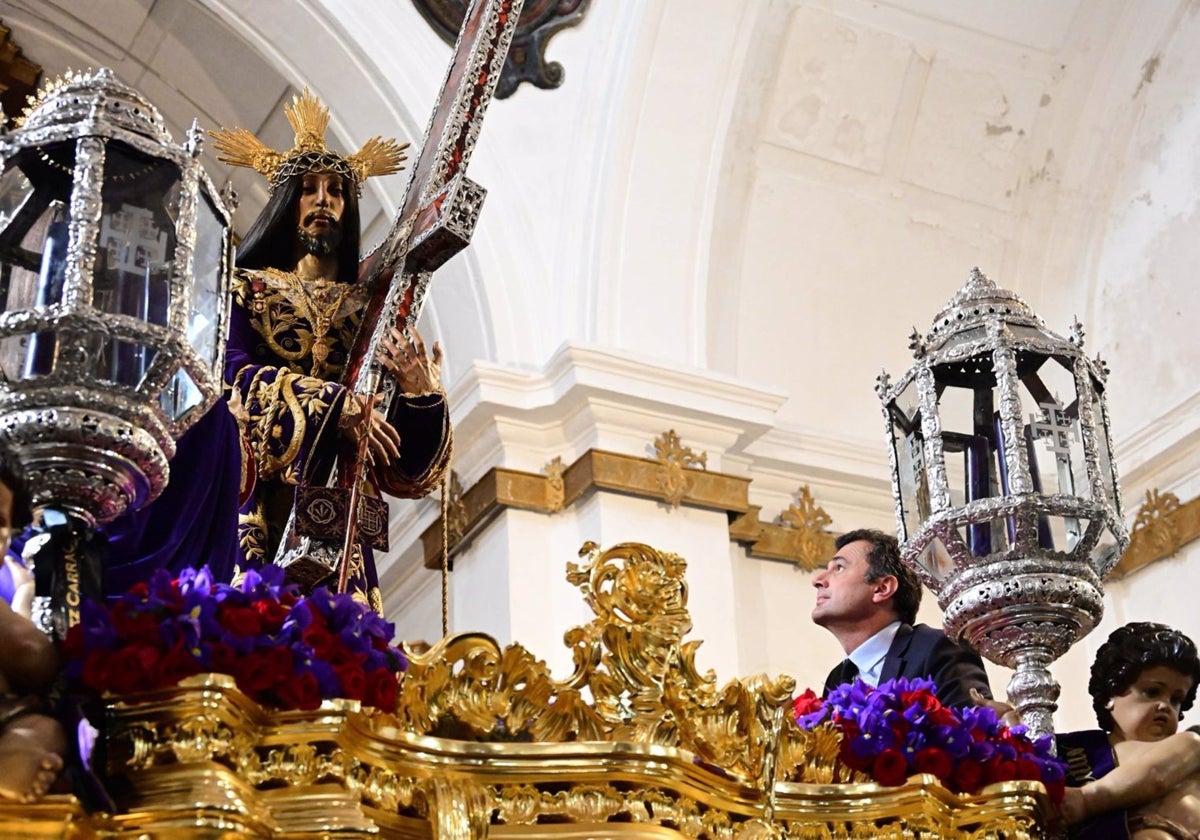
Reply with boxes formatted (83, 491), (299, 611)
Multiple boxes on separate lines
(941, 556), (1104, 738)
(0, 405), (170, 527)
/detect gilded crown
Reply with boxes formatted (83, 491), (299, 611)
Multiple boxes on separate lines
(209, 88), (408, 193)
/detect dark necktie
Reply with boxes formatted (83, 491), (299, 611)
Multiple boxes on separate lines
(824, 658), (859, 695)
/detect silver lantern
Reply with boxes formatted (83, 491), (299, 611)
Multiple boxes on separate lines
(876, 268), (1126, 738)
(0, 69), (233, 527)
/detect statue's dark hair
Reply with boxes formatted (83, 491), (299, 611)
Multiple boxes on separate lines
(236, 171), (361, 283)
(0, 449), (33, 529)
(835, 528), (922, 625)
(1089, 622), (1200, 732)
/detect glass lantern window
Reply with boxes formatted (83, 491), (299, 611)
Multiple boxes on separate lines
(0, 147), (75, 381)
(1090, 378), (1121, 512)
(931, 354), (1010, 559)
(888, 377), (927, 540)
(1013, 352), (1091, 551)
(159, 366), (204, 421)
(93, 145), (180, 329)
(187, 190), (225, 368)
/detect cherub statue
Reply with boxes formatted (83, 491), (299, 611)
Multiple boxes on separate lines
(0, 455), (66, 802)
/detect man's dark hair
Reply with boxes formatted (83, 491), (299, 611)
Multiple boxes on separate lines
(1089, 622), (1200, 732)
(237, 171), (362, 283)
(835, 528), (922, 625)
(0, 450), (33, 529)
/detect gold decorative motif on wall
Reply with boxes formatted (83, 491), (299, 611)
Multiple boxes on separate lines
(729, 485), (839, 571)
(652, 429), (707, 507)
(8, 541), (1052, 838)
(420, 437), (840, 570)
(1111, 488), (1200, 579)
(420, 445), (750, 568)
(544, 455), (565, 512)
(444, 470), (468, 542)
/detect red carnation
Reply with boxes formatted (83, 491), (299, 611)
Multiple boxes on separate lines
(218, 604), (263, 636)
(792, 689), (823, 719)
(1014, 756), (1042, 781)
(985, 758), (1018, 784)
(951, 758), (984, 792)
(159, 640), (202, 684)
(913, 746), (953, 781)
(277, 671), (322, 710)
(104, 644), (162, 694)
(81, 649), (113, 691)
(334, 663), (366, 701)
(363, 668), (399, 711)
(872, 748), (908, 786)
(209, 642), (237, 674)
(233, 647), (293, 693)
(112, 604), (166, 645)
(302, 623), (337, 658)
(253, 598), (290, 632)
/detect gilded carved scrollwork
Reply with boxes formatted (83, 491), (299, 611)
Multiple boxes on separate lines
(12, 542), (1054, 838)
(398, 541), (794, 787)
(653, 429), (708, 507)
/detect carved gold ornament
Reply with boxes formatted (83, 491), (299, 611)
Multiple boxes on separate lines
(444, 470), (468, 543)
(779, 485), (837, 570)
(544, 455), (566, 512)
(209, 88), (409, 191)
(653, 429), (708, 507)
(1112, 487), (1200, 579)
(8, 541), (1054, 837)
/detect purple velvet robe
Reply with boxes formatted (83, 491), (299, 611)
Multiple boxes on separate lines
(225, 268), (451, 607)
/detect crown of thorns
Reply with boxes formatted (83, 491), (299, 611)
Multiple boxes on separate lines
(209, 88), (408, 193)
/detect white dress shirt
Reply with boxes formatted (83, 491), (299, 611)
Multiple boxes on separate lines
(847, 620), (902, 687)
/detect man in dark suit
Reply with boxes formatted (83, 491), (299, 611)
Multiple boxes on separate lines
(812, 528), (991, 709)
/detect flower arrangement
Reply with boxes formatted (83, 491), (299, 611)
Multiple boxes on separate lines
(62, 565), (405, 712)
(793, 677), (1066, 802)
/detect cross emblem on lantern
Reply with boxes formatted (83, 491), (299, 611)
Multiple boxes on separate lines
(1030, 401), (1079, 455)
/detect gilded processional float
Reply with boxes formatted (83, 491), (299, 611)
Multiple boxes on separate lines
(0, 1), (1132, 838)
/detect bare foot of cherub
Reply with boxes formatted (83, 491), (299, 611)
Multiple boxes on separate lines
(0, 747), (63, 802)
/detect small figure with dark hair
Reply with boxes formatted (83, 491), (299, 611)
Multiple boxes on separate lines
(0, 454), (66, 802)
(812, 527), (991, 708)
(1059, 622), (1200, 838)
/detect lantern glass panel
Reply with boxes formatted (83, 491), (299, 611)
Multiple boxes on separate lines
(1090, 379), (1120, 511)
(187, 189), (224, 367)
(93, 145), (179, 328)
(888, 377), (927, 540)
(1014, 352), (1091, 551)
(932, 354), (1009, 558)
(0, 150), (74, 379)
(0, 165), (35, 236)
(92, 145), (180, 389)
(159, 366), (203, 421)
(1093, 522), (1120, 573)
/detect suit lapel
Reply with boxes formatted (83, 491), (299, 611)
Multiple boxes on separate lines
(879, 623), (914, 684)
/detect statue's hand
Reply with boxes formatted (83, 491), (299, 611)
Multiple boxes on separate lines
(339, 393), (401, 468)
(380, 327), (442, 397)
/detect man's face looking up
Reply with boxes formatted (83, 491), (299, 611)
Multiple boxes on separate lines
(296, 171), (345, 257)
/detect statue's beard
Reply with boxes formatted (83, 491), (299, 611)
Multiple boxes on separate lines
(297, 218), (342, 257)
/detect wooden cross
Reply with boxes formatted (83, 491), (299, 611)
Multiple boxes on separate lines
(274, 0), (524, 589)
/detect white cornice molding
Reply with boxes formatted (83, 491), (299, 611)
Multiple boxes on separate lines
(1114, 388), (1200, 500)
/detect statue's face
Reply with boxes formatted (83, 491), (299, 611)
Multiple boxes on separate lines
(295, 171), (345, 258)
(0, 478), (13, 557)
(1109, 664), (1193, 743)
